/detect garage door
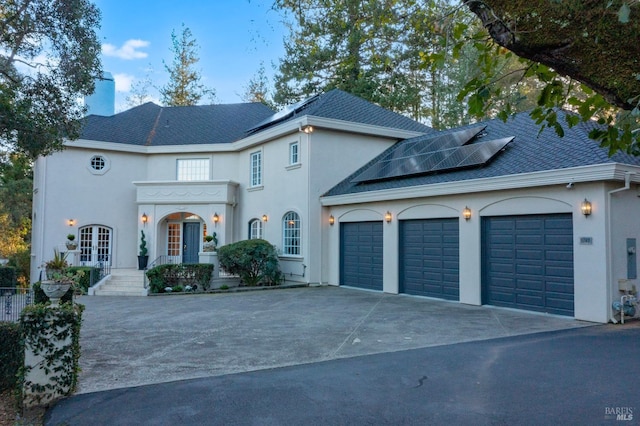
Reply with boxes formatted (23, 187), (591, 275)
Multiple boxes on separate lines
(400, 219), (459, 300)
(482, 214), (574, 316)
(340, 222), (383, 291)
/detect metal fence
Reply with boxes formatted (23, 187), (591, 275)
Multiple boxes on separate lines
(0, 287), (34, 323)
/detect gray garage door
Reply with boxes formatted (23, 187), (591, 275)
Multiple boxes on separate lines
(400, 218), (459, 300)
(482, 214), (574, 316)
(340, 222), (383, 291)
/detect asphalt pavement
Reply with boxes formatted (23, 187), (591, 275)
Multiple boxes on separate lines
(42, 286), (635, 425)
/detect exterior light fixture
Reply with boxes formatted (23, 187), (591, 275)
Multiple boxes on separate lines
(385, 211), (392, 223)
(298, 124), (314, 134)
(581, 199), (592, 216)
(67, 219), (76, 227)
(141, 213), (148, 225)
(463, 206), (472, 221)
(213, 213), (220, 224)
(262, 214), (268, 222)
(329, 215), (335, 226)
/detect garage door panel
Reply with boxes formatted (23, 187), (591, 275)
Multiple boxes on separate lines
(483, 214), (574, 316)
(340, 222), (383, 291)
(400, 218), (459, 301)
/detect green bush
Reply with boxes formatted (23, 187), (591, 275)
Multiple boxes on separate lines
(0, 267), (17, 288)
(67, 266), (99, 294)
(0, 322), (23, 391)
(217, 239), (282, 286)
(32, 281), (74, 305)
(146, 264), (213, 294)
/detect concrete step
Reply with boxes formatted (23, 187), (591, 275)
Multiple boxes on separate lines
(92, 269), (147, 296)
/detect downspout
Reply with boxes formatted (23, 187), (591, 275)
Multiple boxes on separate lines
(607, 171), (634, 323)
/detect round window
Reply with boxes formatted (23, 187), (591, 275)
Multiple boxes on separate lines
(90, 155), (106, 171)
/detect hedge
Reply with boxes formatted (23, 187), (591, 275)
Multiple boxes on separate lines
(146, 264), (213, 293)
(0, 322), (23, 391)
(0, 266), (17, 288)
(67, 266), (99, 294)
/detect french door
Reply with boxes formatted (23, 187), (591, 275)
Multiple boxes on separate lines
(79, 225), (112, 266)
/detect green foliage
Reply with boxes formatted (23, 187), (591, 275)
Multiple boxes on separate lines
(160, 24), (216, 106)
(19, 303), (84, 406)
(217, 239), (282, 286)
(32, 282), (74, 305)
(139, 231), (148, 257)
(146, 264), (214, 293)
(0, 266), (16, 288)
(0, 322), (23, 391)
(66, 267), (98, 294)
(0, 0), (102, 158)
(44, 249), (69, 271)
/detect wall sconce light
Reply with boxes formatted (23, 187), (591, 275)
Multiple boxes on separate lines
(581, 198), (592, 216)
(385, 211), (392, 223)
(298, 124), (314, 134)
(141, 213), (148, 225)
(67, 219), (76, 227)
(262, 214), (268, 222)
(329, 215), (335, 226)
(213, 213), (220, 224)
(463, 206), (472, 221)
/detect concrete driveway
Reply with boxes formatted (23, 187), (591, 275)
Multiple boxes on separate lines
(76, 286), (591, 394)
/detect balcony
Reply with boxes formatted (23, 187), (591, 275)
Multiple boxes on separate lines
(133, 180), (239, 205)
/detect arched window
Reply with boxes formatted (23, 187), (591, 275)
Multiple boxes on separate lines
(282, 211), (301, 256)
(249, 219), (263, 239)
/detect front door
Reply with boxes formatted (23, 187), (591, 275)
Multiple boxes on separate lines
(79, 225), (112, 266)
(182, 222), (200, 264)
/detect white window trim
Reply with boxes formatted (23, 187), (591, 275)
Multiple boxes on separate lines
(282, 211), (302, 257)
(249, 219), (263, 240)
(289, 141), (300, 165)
(87, 154), (111, 175)
(250, 150), (263, 187)
(176, 158), (211, 181)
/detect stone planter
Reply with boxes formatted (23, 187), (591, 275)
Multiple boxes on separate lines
(203, 242), (217, 252)
(41, 281), (72, 307)
(65, 241), (78, 250)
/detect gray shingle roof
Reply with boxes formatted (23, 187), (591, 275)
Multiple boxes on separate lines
(80, 102), (276, 146)
(324, 110), (640, 197)
(248, 89), (434, 134)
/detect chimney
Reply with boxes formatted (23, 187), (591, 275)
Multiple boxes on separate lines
(84, 71), (115, 116)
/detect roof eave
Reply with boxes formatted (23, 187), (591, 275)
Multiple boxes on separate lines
(320, 163), (640, 206)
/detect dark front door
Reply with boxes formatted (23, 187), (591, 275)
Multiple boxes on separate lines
(182, 222), (200, 264)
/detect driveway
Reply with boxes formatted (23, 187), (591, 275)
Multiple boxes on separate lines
(76, 286), (590, 394)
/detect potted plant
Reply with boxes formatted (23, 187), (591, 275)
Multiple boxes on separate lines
(138, 230), (149, 270)
(41, 269), (84, 307)
(44, 249), (69, 279)
(66, 234), (78, 250)
(203, 232), (217, 252)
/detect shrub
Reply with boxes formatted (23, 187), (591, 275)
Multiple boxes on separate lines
(67, 266), (99, 294)
(217, 239), (282, 286)
(0, 322), (22, 391)
(0, 266), (17, 288)
(146, 264), (213, 293)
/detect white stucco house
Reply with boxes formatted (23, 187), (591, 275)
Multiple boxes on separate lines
(32, 89), (640, 323)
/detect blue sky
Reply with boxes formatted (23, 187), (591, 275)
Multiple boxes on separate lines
(92, 0), (287, 111)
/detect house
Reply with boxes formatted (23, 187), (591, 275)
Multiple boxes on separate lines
(31, 89), (640, 323)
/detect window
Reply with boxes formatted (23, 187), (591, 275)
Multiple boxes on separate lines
(87, 154), (110, 175)
(177, 158), (210, 181)
(90, 155), (106, 170)
(282, 211), (301, 256)
(167, 223), (181, 256)
(249, 219), (263, 239)
(289, 142), (299, 165)
(250, 151), (262, 187)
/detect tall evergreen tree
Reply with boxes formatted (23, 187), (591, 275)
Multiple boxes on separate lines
(159, 24), (216, 106)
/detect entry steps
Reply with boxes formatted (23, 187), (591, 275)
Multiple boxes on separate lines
(92, 268), (147, 296)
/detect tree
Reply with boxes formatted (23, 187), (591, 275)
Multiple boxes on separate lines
(458, 1), (640, 153)
(126, 69), (156, 108)
(242, 62), (274, 107)
(0, 0), (102, 158)
(159, 24), (216, 106)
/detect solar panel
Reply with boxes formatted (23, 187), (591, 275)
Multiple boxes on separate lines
(351, 136), (513, 183)
(351, 126), (487, 183)
(246, 94), (320, 134)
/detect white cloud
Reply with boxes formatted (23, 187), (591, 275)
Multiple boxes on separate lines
(113, 73), (134, 92)
(102, 39), (149, 60)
